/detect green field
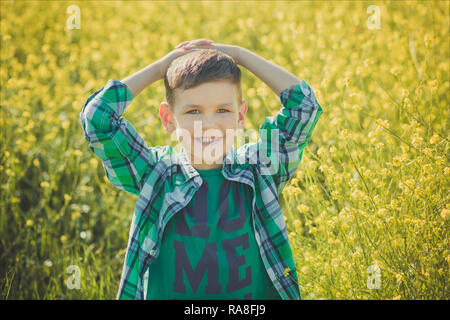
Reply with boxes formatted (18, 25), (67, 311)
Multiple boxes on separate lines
(1, 0), (448, 299)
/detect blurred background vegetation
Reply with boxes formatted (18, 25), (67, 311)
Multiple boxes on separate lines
(1, 0), (448, 299)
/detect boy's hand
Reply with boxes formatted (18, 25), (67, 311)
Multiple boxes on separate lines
(175, 38), (214, 49)
(159, 39), (240, 78)
(158, 39), (214, 79)
(176, 39), (240, 63)
(157, 47), (198, 79)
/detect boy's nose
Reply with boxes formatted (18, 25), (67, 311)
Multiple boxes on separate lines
(201, 116), (218, 127)
(193, 119), (223, 137)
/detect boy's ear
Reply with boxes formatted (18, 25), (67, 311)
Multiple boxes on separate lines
(159, 102), (175, 133)
(238, 99), (248, 129)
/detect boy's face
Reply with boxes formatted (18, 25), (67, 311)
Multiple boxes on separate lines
(159, 80), (247, 170)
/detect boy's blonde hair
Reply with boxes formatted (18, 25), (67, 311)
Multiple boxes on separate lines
(163, 48), (242, 111)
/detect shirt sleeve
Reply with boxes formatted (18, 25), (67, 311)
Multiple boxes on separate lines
(256, 79), (323, 195)
(79, 79), (164, 196)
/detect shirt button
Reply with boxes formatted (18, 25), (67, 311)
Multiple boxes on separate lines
(149, 249), (155, 256)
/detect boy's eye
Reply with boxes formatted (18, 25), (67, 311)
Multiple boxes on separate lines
(186, 108), (230, 114)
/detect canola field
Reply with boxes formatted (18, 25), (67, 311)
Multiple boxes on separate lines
(0, 0), (449, 299)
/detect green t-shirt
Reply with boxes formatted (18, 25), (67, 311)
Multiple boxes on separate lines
(146, 167), (280, 300)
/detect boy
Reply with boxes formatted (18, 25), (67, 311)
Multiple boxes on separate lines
(79, 39), (323, 300)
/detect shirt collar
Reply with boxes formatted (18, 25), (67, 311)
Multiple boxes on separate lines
(176, 145), (238, 184)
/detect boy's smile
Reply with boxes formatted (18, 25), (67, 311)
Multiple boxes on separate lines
(160, 80), (248, 170)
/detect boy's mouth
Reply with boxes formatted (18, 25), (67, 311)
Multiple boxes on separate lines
(194, 137), (223, 146)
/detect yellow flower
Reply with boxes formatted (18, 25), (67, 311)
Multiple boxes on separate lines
(435, 156), (444, 166)
(411, 135), (423, 147)
(375, 118), (390, 128)
(297, 204), (309, 213)
(420, 268), (429, 277)
(61, 121), (70, 129)
(90, 158), (98, 168)
(423, 148), (433, 157)
(363, 58), (372, 67)
(441, 208), (449, 220)
(429, 134), (440, 144)
(405, 178), (415, 188)
(71, 211), (81, 220)
(309, 160), (318, 169)
(428, 79), (438, 90)
(331, 258), (339, 267)
(393, 295), (401, 300)
(390, 66), (401, 77)
(414, 187), (424, 198)
(393, 238), (403, 247)
(423, 164), (432, 173)
(33, 158), (40, 167)
(309, 185), (320, 193)
(344, 77), (351, 87)
(40, 181), (50, 188)
(283, 267), (290, 277)
(60, 235), (68, 243)
(444, 167), (450, 175)
(392, 156), (402, 166)
(64, 194), (72, 202)
(317, 147), (326, 157)
(401, 88), (409, 97)
(293, 219), (301, 228)
(424, 34), (433, 47)
(327, 217), (337, 228)
(340, 129), (351, 138)
(72, 150), (83, 157)
(26, 219), (34, 227)
(319, 164), (329, 173)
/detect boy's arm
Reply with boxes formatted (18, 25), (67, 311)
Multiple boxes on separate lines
(236, 47), (302, 96)
(236, 47), (323, 194)
(120, 61), (164, 98)
(79, 62), (168, 196)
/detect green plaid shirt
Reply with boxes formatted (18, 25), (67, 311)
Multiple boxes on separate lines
(80, 78), (323, 300)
